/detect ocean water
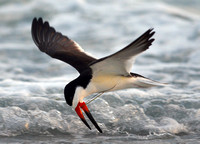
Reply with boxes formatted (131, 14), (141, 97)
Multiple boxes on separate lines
(0, 0), (200, 143)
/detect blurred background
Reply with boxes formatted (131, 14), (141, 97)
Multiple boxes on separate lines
(0, 0), (200, 143)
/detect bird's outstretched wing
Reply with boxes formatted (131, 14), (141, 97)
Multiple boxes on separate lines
(90, 29), (155, 76)
(31, 17), (96, 74)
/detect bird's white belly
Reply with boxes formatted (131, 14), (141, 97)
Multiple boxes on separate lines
(80, 74), (162, 103)
(87, 75), (135, 94)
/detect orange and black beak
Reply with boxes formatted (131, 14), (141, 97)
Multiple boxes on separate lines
(75, 102), (102, 133)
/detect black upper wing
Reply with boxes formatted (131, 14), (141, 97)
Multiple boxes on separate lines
(31, 17), (97, 74)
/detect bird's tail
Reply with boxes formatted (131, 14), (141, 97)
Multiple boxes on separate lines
(131, 73), (167, 88)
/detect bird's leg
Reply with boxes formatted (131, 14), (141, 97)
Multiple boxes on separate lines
(86, 93), (104, 104)
(86, 85), (117, 105)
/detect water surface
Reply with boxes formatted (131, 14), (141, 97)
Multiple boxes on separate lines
(0, 0), (200, 143)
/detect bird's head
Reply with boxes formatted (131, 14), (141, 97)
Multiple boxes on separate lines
(64, 75), (102, 133)
(64, 80), (76, 107)
(64, 72), (91, 108)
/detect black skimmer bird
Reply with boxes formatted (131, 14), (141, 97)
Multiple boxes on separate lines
(31, 17), (165, 133)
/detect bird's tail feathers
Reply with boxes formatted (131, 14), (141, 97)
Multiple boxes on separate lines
(134, 76), (167, 88)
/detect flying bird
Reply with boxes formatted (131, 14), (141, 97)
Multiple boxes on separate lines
(31, 17), (165, 133)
